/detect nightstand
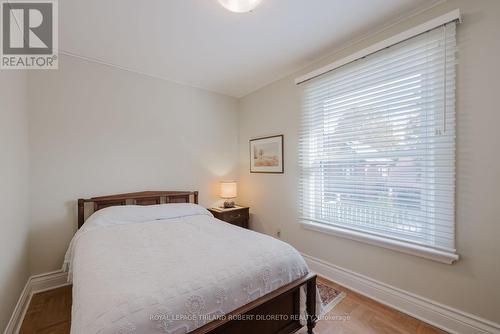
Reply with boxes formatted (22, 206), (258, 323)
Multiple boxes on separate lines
(208, 206), (249, 229)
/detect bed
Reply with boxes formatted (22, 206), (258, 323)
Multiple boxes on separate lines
(65, 191), (317, 334)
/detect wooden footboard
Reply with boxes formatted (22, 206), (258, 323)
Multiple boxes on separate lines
(192, 273), (317, 334)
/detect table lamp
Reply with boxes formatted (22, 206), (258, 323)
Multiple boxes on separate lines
(220, 181), (237, 208)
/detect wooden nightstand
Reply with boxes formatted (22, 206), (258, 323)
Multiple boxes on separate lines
(208, 206), (249, 229)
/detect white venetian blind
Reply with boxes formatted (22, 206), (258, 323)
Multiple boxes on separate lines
(299, 22), (457, 259)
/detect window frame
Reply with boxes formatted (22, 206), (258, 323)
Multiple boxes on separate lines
(296, 11), (461, 264)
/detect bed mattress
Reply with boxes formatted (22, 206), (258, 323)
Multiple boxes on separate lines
(63, 204), (310, 334)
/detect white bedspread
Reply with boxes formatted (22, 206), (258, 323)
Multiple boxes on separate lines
(64, 204), (310, 334)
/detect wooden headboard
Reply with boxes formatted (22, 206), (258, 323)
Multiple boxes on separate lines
(77, 191), (199, 228)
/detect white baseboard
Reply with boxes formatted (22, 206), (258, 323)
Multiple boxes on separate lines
(302, 253), (500, 334)
(3, 270), (69, 334)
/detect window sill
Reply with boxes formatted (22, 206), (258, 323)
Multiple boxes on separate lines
(300, 220), (459, 264)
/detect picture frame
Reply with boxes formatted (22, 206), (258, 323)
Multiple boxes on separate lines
(249, 135), (284, 173)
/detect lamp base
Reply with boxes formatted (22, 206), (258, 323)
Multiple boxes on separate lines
(223, 200), (235, 208)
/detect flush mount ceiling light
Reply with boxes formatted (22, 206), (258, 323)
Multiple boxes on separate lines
(218, 0), (263, 13)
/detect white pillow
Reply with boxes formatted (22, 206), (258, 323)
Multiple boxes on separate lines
(85, 203), (213, 228)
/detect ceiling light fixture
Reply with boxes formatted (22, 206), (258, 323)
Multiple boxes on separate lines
(218, 0), (263, 13)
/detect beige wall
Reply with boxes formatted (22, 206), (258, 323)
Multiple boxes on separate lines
(0, 72), (30, 331)
(27, 55), (239, 274)
(238, 0), (500, 323)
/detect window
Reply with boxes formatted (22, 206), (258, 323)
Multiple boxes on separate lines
(298, 21), (458, 263)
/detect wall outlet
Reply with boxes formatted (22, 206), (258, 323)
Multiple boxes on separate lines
(276, 229), (282, 238)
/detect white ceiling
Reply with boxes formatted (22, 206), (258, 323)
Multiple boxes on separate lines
(60, 0), (439, 97)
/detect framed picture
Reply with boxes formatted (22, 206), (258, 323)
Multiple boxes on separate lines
(250, 135), (284, 173)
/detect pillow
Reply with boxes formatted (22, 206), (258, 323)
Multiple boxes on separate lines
(85, 203), (213, 228)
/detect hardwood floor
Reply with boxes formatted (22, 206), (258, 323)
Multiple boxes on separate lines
(19, 278), (447, 334)
(19, 285), (72, 334)
(309, 277), (447, 334)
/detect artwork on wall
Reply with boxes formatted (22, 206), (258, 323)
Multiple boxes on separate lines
(250, 135), (284, 173)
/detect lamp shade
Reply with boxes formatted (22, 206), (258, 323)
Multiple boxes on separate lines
(220, 181), (237, 199)
(218, 0), (263, 13)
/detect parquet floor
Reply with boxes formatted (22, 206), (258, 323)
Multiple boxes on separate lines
(308, 277), (447, 334)
(19, 277), (447, 333)
(19, 285), (72, 334)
